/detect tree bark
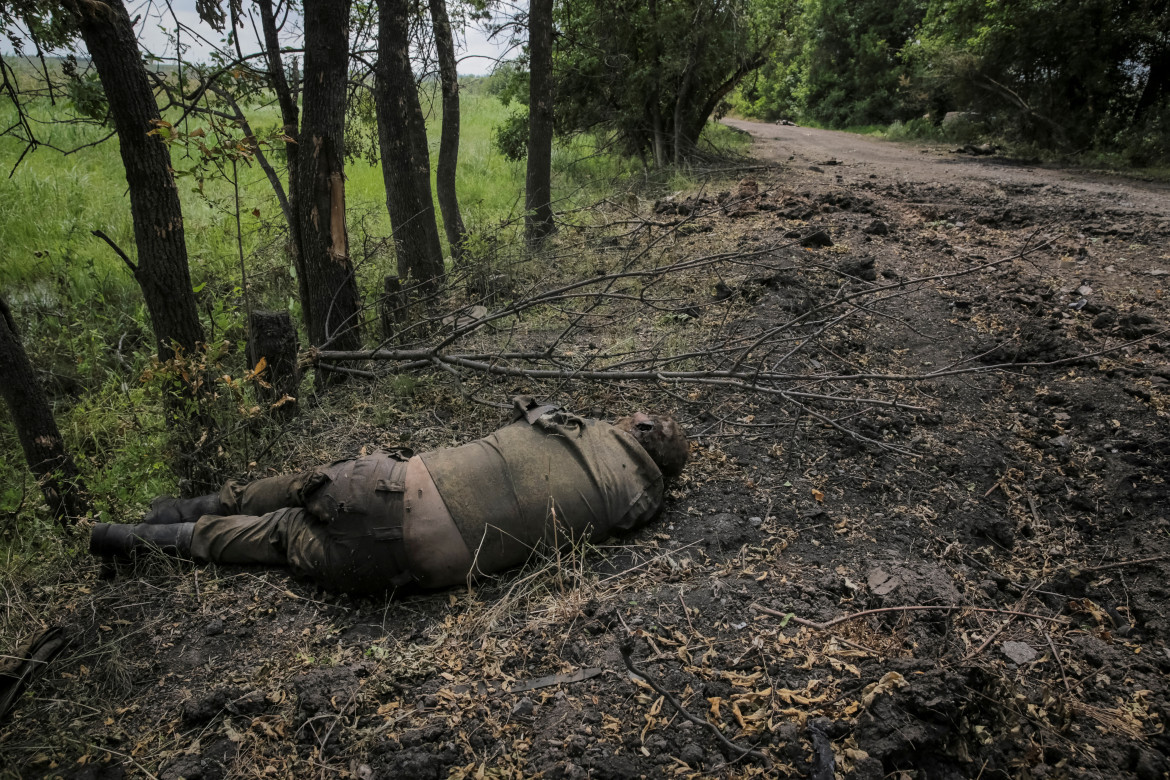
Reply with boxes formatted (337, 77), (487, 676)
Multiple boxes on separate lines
(247, 310), (300, 414)
(525, 0), (556, 244)
(1134, 44), (1169, 121)
(295, 0), (362, 352)
(647, 0), (666, 167)
(0, 296), (90, 526)
(72, 0), (204, 364)
(684, 55), (768, 155)
(428, 0), (468, 265)
(374, 0), (446, 289)
(256, 0), (310, 325)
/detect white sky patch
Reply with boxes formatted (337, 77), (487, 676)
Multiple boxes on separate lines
(2, 0), (515, 76)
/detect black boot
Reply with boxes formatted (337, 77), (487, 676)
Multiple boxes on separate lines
(89, 522), (195, 562)
(143, 494), (224, 525)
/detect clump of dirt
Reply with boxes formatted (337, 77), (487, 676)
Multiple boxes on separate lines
(4, 124), (1170, 779)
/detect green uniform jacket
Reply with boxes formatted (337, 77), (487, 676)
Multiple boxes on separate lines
(420, 412), (663, 576)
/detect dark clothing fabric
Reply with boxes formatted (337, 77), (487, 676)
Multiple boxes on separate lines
(189, 409), (664, 594)
(421, 412), (663, 576)
(193, 453), (413, 593)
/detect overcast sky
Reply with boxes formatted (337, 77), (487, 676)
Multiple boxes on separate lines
(3, 0), (517, 76)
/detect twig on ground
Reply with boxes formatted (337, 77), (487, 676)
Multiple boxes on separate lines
(827, 634), (882, 656)
(968, 584), (1041, 658)
(620, 641), (771, 767)
(597, 541), (701, 585)
(316, 362), (377, 379)
(1072, 555), (1169, 574)
(969, 615), (1015, 659)
(751, 602), (1070, 630)
(1042, 627), (1072, 693)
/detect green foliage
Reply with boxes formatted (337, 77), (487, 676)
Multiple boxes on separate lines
(732, 33), (804, 121)
(64, 71), (108, 124)
(734, 0), (1170, 162)
(794, 0), (927, 126)
(552, 0), (789, 162)
(484, 60), (528, 108)
(912, 0), (1170, 156)
(493, 108), (529, 161)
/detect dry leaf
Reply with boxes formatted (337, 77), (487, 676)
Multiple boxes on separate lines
(861, 671), (907, 708)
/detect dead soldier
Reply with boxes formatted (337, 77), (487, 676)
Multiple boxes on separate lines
(89, 398), (688, 594)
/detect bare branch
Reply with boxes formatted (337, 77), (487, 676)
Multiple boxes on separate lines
(90, 229), (137, 274)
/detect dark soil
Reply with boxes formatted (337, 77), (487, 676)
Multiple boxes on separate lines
(4, 123), (1170, 779)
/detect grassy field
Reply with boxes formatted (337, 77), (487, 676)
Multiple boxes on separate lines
(0, 80), (639, 296)
(0, 72), (745, 553)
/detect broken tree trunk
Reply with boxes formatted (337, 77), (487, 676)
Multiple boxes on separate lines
(247, 310), (300, 413)
(295, 0), (363, 356)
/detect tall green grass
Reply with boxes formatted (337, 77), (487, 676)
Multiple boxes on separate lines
(0, 85), (652, 297)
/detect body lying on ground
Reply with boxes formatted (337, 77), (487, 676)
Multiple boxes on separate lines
(89, 397), (689, 595)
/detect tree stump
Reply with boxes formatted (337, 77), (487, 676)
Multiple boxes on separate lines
(247, 310), (300, 413)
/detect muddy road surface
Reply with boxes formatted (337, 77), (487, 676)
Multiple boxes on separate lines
(723, 118), (1170, 220)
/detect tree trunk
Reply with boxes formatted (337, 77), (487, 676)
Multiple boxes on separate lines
(375, 0), (446, 289)
(428, 0), (468, 265)
(1134, 45), (1170, 121)
(73, 0), (204, 364)
(525, 0), (556, 244)
(672, 57), (695, 165)
(256, 0), (310, 325)
(0, 296), (90, 526)
(296, 0), (362, 353)
(684, 56), (766, 155)
(648, 0), (666, 168)
(379, 274), (406, 343)
(247, 310), (300, 415)
(651, 110), (666, 167)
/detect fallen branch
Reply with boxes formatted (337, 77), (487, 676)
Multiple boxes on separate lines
(750, 602), (1070, 630)
(316, 362), (377, 379)
(620, 641), (771, 767)
(1071, 554), (1170, 575)
(312, 351), (929, 416)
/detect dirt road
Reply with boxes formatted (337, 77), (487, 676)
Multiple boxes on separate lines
(724, 117), (1170, 219)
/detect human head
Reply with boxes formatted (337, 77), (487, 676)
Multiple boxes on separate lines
(614, 412), (689, 481)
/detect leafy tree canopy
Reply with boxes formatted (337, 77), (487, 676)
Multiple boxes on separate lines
(734, 0), (1170, 162)
(551, 0), (792, 163)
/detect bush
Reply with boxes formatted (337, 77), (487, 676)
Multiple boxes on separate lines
(493, 109), (529, 162)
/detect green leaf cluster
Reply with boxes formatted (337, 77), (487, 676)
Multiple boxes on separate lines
(734, 0), (1170, 162)
(552, 0), (791, 162)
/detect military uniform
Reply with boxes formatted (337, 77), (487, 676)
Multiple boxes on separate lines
(186, 403), (664, 594)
